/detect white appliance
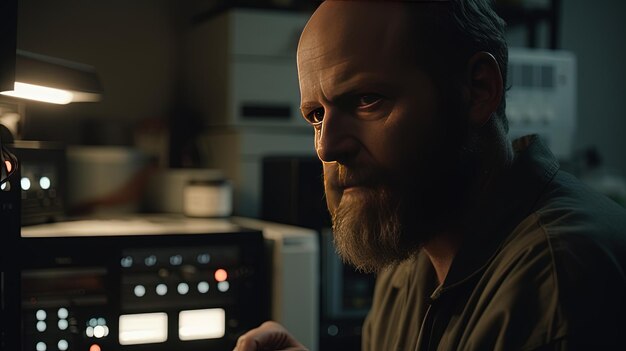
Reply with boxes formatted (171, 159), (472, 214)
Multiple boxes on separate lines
(232, 216), (319, 351)
(184, 8), (310, 129)
(184, 8), (315, 218)
(506, 48), (577, 159)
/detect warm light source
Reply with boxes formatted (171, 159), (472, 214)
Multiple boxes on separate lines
(1, 82), (73, 104)
(0, 50), (102, 105)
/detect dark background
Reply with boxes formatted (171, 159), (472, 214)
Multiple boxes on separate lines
(13, 0), (626, 178)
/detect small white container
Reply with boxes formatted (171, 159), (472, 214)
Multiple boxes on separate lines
(183, 179), (233, 218)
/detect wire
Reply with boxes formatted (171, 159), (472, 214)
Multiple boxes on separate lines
(0, 130), (19, 186)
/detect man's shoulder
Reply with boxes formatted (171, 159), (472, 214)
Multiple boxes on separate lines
(536, 169), (626, 236)
(488, 169), (626, 348)
(501, 167), (626, 291)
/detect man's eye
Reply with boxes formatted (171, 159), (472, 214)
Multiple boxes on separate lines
(357, 94), (383, 107)
(305, 108), (324, 125)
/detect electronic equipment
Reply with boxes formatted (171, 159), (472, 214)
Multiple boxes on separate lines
(9, 140), (67, 225)
(507, 48), (577, 160)
(12, 214), (319, 351)
(185, 8), (310, 129)
(196, 128), (314, 218)
(17, 215), (270, 351)
(185, 7), (316, 218)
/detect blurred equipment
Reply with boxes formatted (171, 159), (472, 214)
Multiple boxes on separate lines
(65, 146), (153, 216)
(185, 8), (309, 129)
(184, 178), (233, 218)
(9, 140), (67, 225)
(143, 168), (233, 218)
(506, 48), (577, 159)
(262, 156), (374, 351)
(16, 214), (319, 351)
(185, 7), (315, 218)
(197, 128), (314, 217)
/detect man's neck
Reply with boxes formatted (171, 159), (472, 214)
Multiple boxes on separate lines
(423, 233), (462, 285)
(424, 126), (515, 285)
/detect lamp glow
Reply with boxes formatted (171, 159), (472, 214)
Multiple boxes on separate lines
(1, 82), (74, 104)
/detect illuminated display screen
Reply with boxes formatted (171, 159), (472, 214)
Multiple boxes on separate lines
(119, 312), (168, 345)
(179, 308), (226, 340)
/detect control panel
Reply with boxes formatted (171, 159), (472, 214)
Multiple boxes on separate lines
(18, 216), (269, 351)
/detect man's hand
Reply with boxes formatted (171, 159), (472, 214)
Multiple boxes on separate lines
(233, 321), (308, 351)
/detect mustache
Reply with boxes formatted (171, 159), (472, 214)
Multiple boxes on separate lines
(327, 164), (389, 188)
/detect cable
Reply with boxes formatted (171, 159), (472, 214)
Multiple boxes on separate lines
(0, 127), (19, 186)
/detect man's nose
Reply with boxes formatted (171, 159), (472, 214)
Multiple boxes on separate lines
(315, 109), (360, 163)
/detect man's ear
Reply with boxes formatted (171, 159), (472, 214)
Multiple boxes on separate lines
(464, 52), (503, 127)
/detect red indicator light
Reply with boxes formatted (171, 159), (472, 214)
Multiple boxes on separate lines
(90, 344), (101, 351)
(214, 269), (228, 282)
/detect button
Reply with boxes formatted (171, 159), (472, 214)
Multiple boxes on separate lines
(36, 310), (47, 321)
(134, 285), (146, 297)
(58, 319), (69, 330)
(177, 283), (190, 295)
(197, 281), (210, 294)
(57, 308), (69, 319)
(217, 281), (230, 292)
(156, 284), (168, 296)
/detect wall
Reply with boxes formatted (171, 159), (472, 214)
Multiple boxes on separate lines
(560, 0), (626, 177)
(16, 0), (179, 145)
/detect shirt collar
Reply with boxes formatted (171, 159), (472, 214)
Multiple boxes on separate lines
(439, 135), (560, 292)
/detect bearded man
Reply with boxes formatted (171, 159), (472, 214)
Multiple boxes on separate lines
(234, 0), (626, 350)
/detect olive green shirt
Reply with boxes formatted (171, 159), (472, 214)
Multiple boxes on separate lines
(362, 135), (626, 351)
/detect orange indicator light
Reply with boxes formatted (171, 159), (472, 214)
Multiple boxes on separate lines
(214, 269), (228, 282)
(90, 344), (101, 351)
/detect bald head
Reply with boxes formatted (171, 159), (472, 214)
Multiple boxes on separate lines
(297, 2), (415, 83)
(299, 2), (411, 63)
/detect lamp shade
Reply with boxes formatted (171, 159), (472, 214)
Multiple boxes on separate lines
(1, 50), (103, 104)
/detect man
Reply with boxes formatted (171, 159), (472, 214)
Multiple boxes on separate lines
(235, 0), (626, 350)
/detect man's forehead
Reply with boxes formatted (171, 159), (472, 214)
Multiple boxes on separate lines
(298, 1), (417, 65)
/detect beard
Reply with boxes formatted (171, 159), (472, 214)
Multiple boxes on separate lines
(329, 110), (481, 273)
(331, 184), (418, 273)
